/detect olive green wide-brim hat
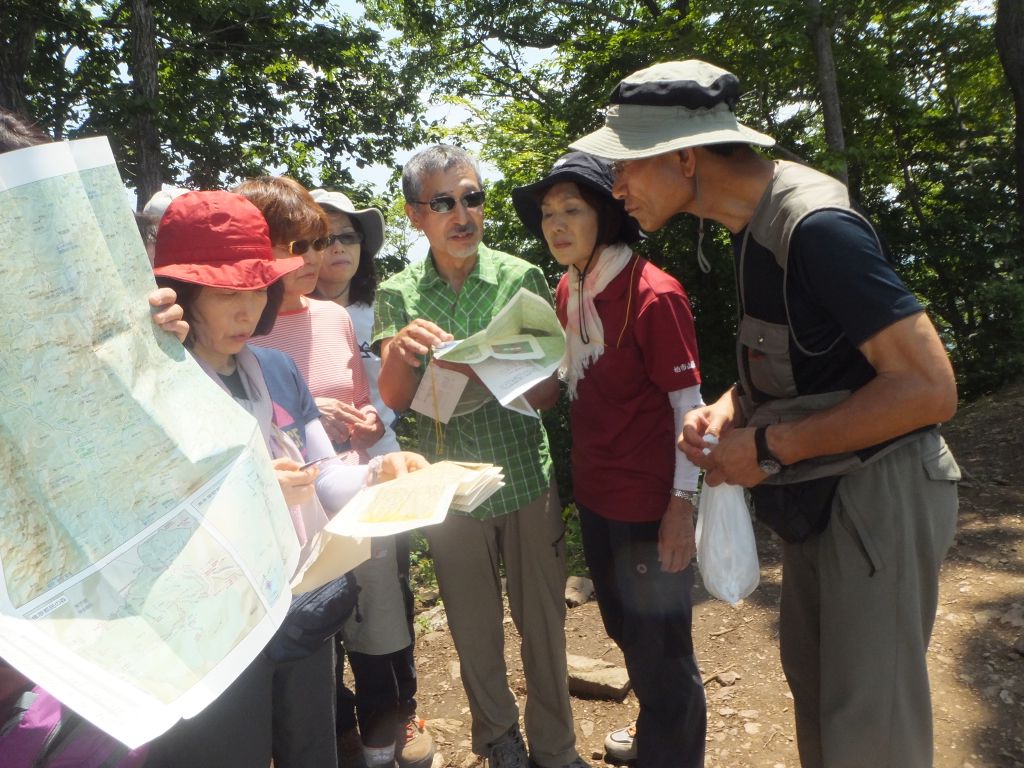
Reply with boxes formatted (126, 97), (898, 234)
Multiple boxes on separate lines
(570, 59), (775, 161)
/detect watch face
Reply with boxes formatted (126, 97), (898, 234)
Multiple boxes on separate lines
(759, 458), (782, 476)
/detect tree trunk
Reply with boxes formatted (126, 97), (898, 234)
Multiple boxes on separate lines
(128, 0), (161, 210)
(996, 0), (1024, 242)
(805, 0), (848, 185)
(0, 16), (37, 114)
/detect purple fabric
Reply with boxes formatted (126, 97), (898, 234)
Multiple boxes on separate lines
(0, 685), (148, 768)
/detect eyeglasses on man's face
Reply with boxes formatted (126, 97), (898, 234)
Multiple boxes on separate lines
(285, 237), (329, 255)
(611, 160), (631, 179)
(410, 189), (486, 213)
(326, 231), (364, 247)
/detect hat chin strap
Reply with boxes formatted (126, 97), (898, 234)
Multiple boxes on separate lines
(691, 158), (712, 274)
(697, 217), (711, 274)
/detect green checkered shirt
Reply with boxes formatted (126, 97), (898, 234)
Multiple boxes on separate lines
(373, 244), (554, 519)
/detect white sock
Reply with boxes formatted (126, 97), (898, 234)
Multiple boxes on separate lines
(363, 741), (396, 767)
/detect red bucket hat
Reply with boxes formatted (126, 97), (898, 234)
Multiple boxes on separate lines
(154, 190), (305, 289)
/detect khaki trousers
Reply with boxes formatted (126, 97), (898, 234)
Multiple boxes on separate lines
(425, 484), (578, 766)
(780, 432), (959, 768)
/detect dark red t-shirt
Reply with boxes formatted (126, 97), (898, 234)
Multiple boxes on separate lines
(556, 254), (701, 522)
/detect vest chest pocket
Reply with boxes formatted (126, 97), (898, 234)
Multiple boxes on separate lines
(739, 315), (798, 399)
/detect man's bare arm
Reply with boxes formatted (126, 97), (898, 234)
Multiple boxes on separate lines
(768, 311), (957, 464)
(686, 312), (957, 487)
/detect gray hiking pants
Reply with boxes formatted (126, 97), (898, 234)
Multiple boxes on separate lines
(780, 431), (959, 768)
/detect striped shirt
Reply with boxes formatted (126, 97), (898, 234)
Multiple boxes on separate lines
(373, 244), (554, 519)
(250, 298), (374, 464)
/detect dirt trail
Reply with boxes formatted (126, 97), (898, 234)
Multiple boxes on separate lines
(400, 383), (1024, 768)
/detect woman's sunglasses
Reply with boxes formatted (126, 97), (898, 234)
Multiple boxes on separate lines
(410, 189), (486, 213)
(326, 231), (364, 246)
(285, 237), (329, 255)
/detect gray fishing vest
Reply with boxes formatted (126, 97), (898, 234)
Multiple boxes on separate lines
(737, 161), (930, 486)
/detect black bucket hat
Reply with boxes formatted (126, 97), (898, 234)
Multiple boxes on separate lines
(512, 151), (643, 245)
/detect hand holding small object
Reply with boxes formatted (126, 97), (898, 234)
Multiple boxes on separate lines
(273, 456), (319, 506)
(300, 456), (336, 470)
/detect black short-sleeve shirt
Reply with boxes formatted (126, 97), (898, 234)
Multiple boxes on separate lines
(734, 208), (923, 395)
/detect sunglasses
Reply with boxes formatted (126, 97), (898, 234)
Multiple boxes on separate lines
(326, 230), (364, 247)
(410, 189), (486, 213)
(284, 237), (329, 255)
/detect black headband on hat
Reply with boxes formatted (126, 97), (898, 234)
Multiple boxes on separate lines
(609, 72), (740, 110)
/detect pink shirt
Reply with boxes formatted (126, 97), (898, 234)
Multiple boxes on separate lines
(251, 298), (375, 463)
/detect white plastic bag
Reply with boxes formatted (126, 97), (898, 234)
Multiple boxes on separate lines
(695, 483), (760, 604)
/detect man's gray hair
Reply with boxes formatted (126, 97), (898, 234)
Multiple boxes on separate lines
(402, 144), (482, 202)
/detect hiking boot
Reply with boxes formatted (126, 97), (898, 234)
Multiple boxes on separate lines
(395, 715), (435, 768)
(338, 726), (368, 768)
(603, 723), (637, 763)
(486, 724), (529, 768)
(363, 741), (398, 768)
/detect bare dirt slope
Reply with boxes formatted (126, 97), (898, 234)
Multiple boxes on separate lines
(403, 382), (1024, 768)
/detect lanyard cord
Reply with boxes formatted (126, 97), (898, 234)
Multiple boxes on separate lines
(573, 250), (598, 344)
(427, 349), (445, 456)
(615, 255), (641, 349)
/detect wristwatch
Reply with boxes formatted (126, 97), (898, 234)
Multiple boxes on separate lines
(671, 488), (699, 505)
(754, 426), (783, 476)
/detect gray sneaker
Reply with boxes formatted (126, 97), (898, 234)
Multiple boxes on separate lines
(487, 724), (529, 768)
(603, 723), (637, 763)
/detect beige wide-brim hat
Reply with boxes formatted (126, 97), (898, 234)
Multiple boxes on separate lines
(310, 188), (385, 259)
(142, 186), (189, 221)
(570, 60), (775, 161)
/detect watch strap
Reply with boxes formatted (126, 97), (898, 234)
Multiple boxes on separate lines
(754, 426), (783, 467)
(671, 488), (699, 505)
(754, 426), (770, 464)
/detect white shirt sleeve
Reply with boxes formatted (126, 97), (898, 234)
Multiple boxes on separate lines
(668, 384), (704, 492)
(306, 418), (370, 513)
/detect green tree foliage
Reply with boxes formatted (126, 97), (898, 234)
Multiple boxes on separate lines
(364, 0), (1018, 502)
(1, 0), (429, 198)
(368, 0), (1020, 406)
(4, 0), (1019, 496)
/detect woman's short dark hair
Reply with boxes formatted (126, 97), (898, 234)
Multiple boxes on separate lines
(233, 176), (328, 245)
(0, 108), (51, 154)
(346, 217), (379, 307)
(154, 276), (285, 342)
(538, 183), (625, 248)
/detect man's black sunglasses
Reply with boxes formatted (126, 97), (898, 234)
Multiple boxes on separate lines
(326, 231), (364, 246)
(410, 189), (486, 213)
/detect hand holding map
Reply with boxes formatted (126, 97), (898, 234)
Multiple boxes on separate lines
(430, 288), (565, 417)
(327, 461), (505, 538)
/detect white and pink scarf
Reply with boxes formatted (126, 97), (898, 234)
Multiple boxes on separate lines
(560, 242), (633, 399)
